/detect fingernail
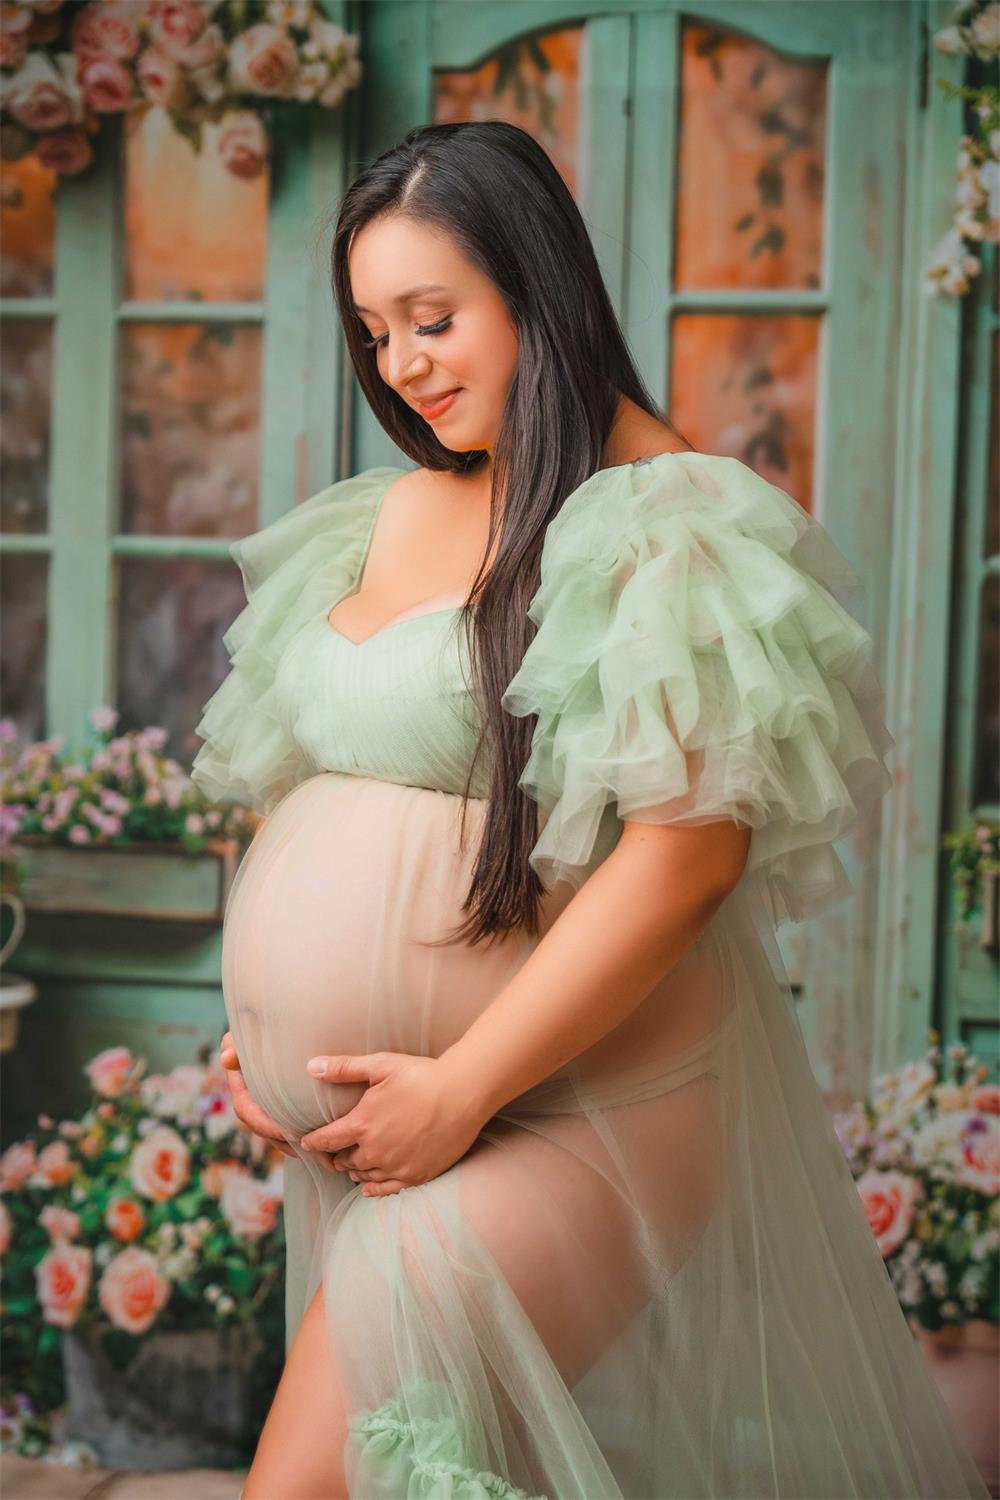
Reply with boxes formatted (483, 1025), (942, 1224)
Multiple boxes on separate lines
(307, 1058), (326, 1077)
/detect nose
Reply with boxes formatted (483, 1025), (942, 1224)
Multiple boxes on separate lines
(385, 333), (431, 393)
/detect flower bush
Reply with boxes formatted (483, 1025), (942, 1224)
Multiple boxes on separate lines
(0, 705), (254, 858)
(942, 818), (1000, 924)
(0, 0), (361, 182)
(833, 1033), (1000, 1332)
(0, 1041), (286, 1452)
(926, 0), (999, 296)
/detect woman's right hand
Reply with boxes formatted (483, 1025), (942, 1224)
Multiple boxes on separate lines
(218, 1030), (298, 1159)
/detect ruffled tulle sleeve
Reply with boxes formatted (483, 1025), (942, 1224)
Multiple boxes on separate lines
(500, 452), (896, 927)
(190, 467), (401, 816)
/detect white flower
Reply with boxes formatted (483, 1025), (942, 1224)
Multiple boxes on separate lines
(205, 1283), (222, 1303)
(970, 3), (1000, 58)
(216, 1293), (236, 1315)
(933, 23), (966, 53)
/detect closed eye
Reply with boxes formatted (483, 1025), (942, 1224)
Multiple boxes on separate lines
(361, 316), (452, 351)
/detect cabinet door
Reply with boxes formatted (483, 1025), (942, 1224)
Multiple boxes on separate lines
(359, 0), (919, 1095)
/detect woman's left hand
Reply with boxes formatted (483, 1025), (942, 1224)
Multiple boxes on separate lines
(298, 1052), (487, 1197)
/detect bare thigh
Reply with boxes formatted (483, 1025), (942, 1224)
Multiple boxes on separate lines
(242, 1283), (350, 1500)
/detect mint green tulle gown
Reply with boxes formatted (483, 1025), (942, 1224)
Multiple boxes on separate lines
(191, 453), (989, 1500)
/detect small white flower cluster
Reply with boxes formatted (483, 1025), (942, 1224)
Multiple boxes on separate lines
(204, 1281), (237, 1317)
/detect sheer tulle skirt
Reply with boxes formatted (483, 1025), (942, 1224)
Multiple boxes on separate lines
(221, 771), (988, 1499)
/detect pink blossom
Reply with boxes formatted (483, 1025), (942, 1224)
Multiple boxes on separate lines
(0, 719), (17, 742)
(35, 1141), (73, 1187)
(227, 24), (299, 98)
(70, 2), (141, 62)
(0, 1141), (36, 1192)
(147, 0), (207, 58)
(972, 1085), (1000, 1115)
(136, 47), (181, 109)
(85, 1046), (134, 1099)
(35, 1244), (92, 1328)
(68, 825), (92, 845)
(855, 1169), (922, 1257)
(0, 30), (28, 70)
(39, 1205), (82, 1243)
(0, 1199), (11, 1254)
(176, 21), (224, 72)
(220, 1172), (278, 1240)
(958, 1119), (1000, 1196)
(4, 55), (84, 133)
(105, 1197), (146, 1244)
(99, 1247), (170, 1334)
(129, 1125), (191, 1202)
(89, 706), (119, 734)
(217, 110), (268, 180)
(78, 56), (134, 114)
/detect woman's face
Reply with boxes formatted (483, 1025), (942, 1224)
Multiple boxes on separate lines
(348, 215), (519, 458)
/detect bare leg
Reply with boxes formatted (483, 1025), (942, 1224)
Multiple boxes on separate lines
(242, 1283), (350, 1500)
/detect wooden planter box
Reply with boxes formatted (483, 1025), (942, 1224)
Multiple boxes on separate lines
(9, 836), (242, 924)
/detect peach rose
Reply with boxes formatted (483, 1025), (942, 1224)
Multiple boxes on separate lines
(36, 1140), (73, 1187)
(136, 47), (181, 109)
(972, 1085), (1000, 1115)
(217, 110), (268, 180)
(0, 1140), (35, 1191)
(105, 1196), (146, 1244)
(200, 1158), (245, 1198)
(129, 1126), (190, 1202)
(34, 129), (93, 177)
(856, 1169), (922, 1257)
(148, 0), (207, 59)
(221, 1172), (278, 1241)
(70, 2), (140, 62)
(958, 1121), (1000, 1196)
(99, 1247), (170, 1335)
(227, 24), (299, 98)
(39, 1204), (81, 1243)
(4, 53), (84, 133)
(78, 55), (133, 114)
(0, 1199), (10, 1255)
(85, 1045), (134, 1099)
(35, 1244), (92, 1328)
(176, 22), (225, 72)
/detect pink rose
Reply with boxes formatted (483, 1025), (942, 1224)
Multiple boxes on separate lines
(958, 1121), (1000, 1196)
(39, 1204), (81, 1243)
(227, 24), (299, 98)
(85, 1045), (134, 1099)
(221, 1172), (278, 1241)
(99, 1247), (170, 1334)
(78, 55), (134, 114)
(0, 1140), (35, 1191)
(105, 1196), (146, 1244)
(36, 1140), (73, 1187)
(176, 21), (224, 72)
(70, 2), (141, 62)
(972, 1085), (1000, 1115)
(4, 53), (84, 133)
(35, 1244), (92, 1329)
(200, 1158), (244, 1198)
(856, 1169), (922, 1257)
(217, 110), (268, 180)
(147, 0), (206, 59)
(136, 47), (181, 108)
(129, 1126), (190, 1202)
(0, 1199), (10, 1255)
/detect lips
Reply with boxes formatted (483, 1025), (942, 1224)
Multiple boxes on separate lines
(416, 388), (461, 419)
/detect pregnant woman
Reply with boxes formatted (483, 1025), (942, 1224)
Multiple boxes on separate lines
(192, 121), (989, 1499)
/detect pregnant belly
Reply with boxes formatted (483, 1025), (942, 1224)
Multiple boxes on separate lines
(221, 772), (567, 1139)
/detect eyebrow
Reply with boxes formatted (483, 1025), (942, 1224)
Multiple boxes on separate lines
(352, 283), (451, 314)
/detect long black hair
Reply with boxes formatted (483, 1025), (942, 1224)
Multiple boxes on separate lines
(330, 120), (691, 944)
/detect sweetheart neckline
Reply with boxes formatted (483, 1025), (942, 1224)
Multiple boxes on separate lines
(321, 599), (470, 648)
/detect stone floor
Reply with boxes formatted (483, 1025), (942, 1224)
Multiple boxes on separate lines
(0, 1455), (245, 1499)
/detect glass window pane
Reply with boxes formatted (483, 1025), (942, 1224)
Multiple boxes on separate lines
(670, 312), (819, 509)
(0, 318), (53, 533)
(119, 322), (262, 538)
(433, 27), (583, 196)
(116, 556), (247, 769)
(0, 154), (56, 298)
(1, 551), (48, 739)
(675, 21), (827, 292)
(123, 105), (268, 304)
(973, 573), (999, 808)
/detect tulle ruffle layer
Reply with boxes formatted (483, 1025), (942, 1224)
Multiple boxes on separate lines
(190, 469), (398, 815)
(501, 453), (896, 925)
